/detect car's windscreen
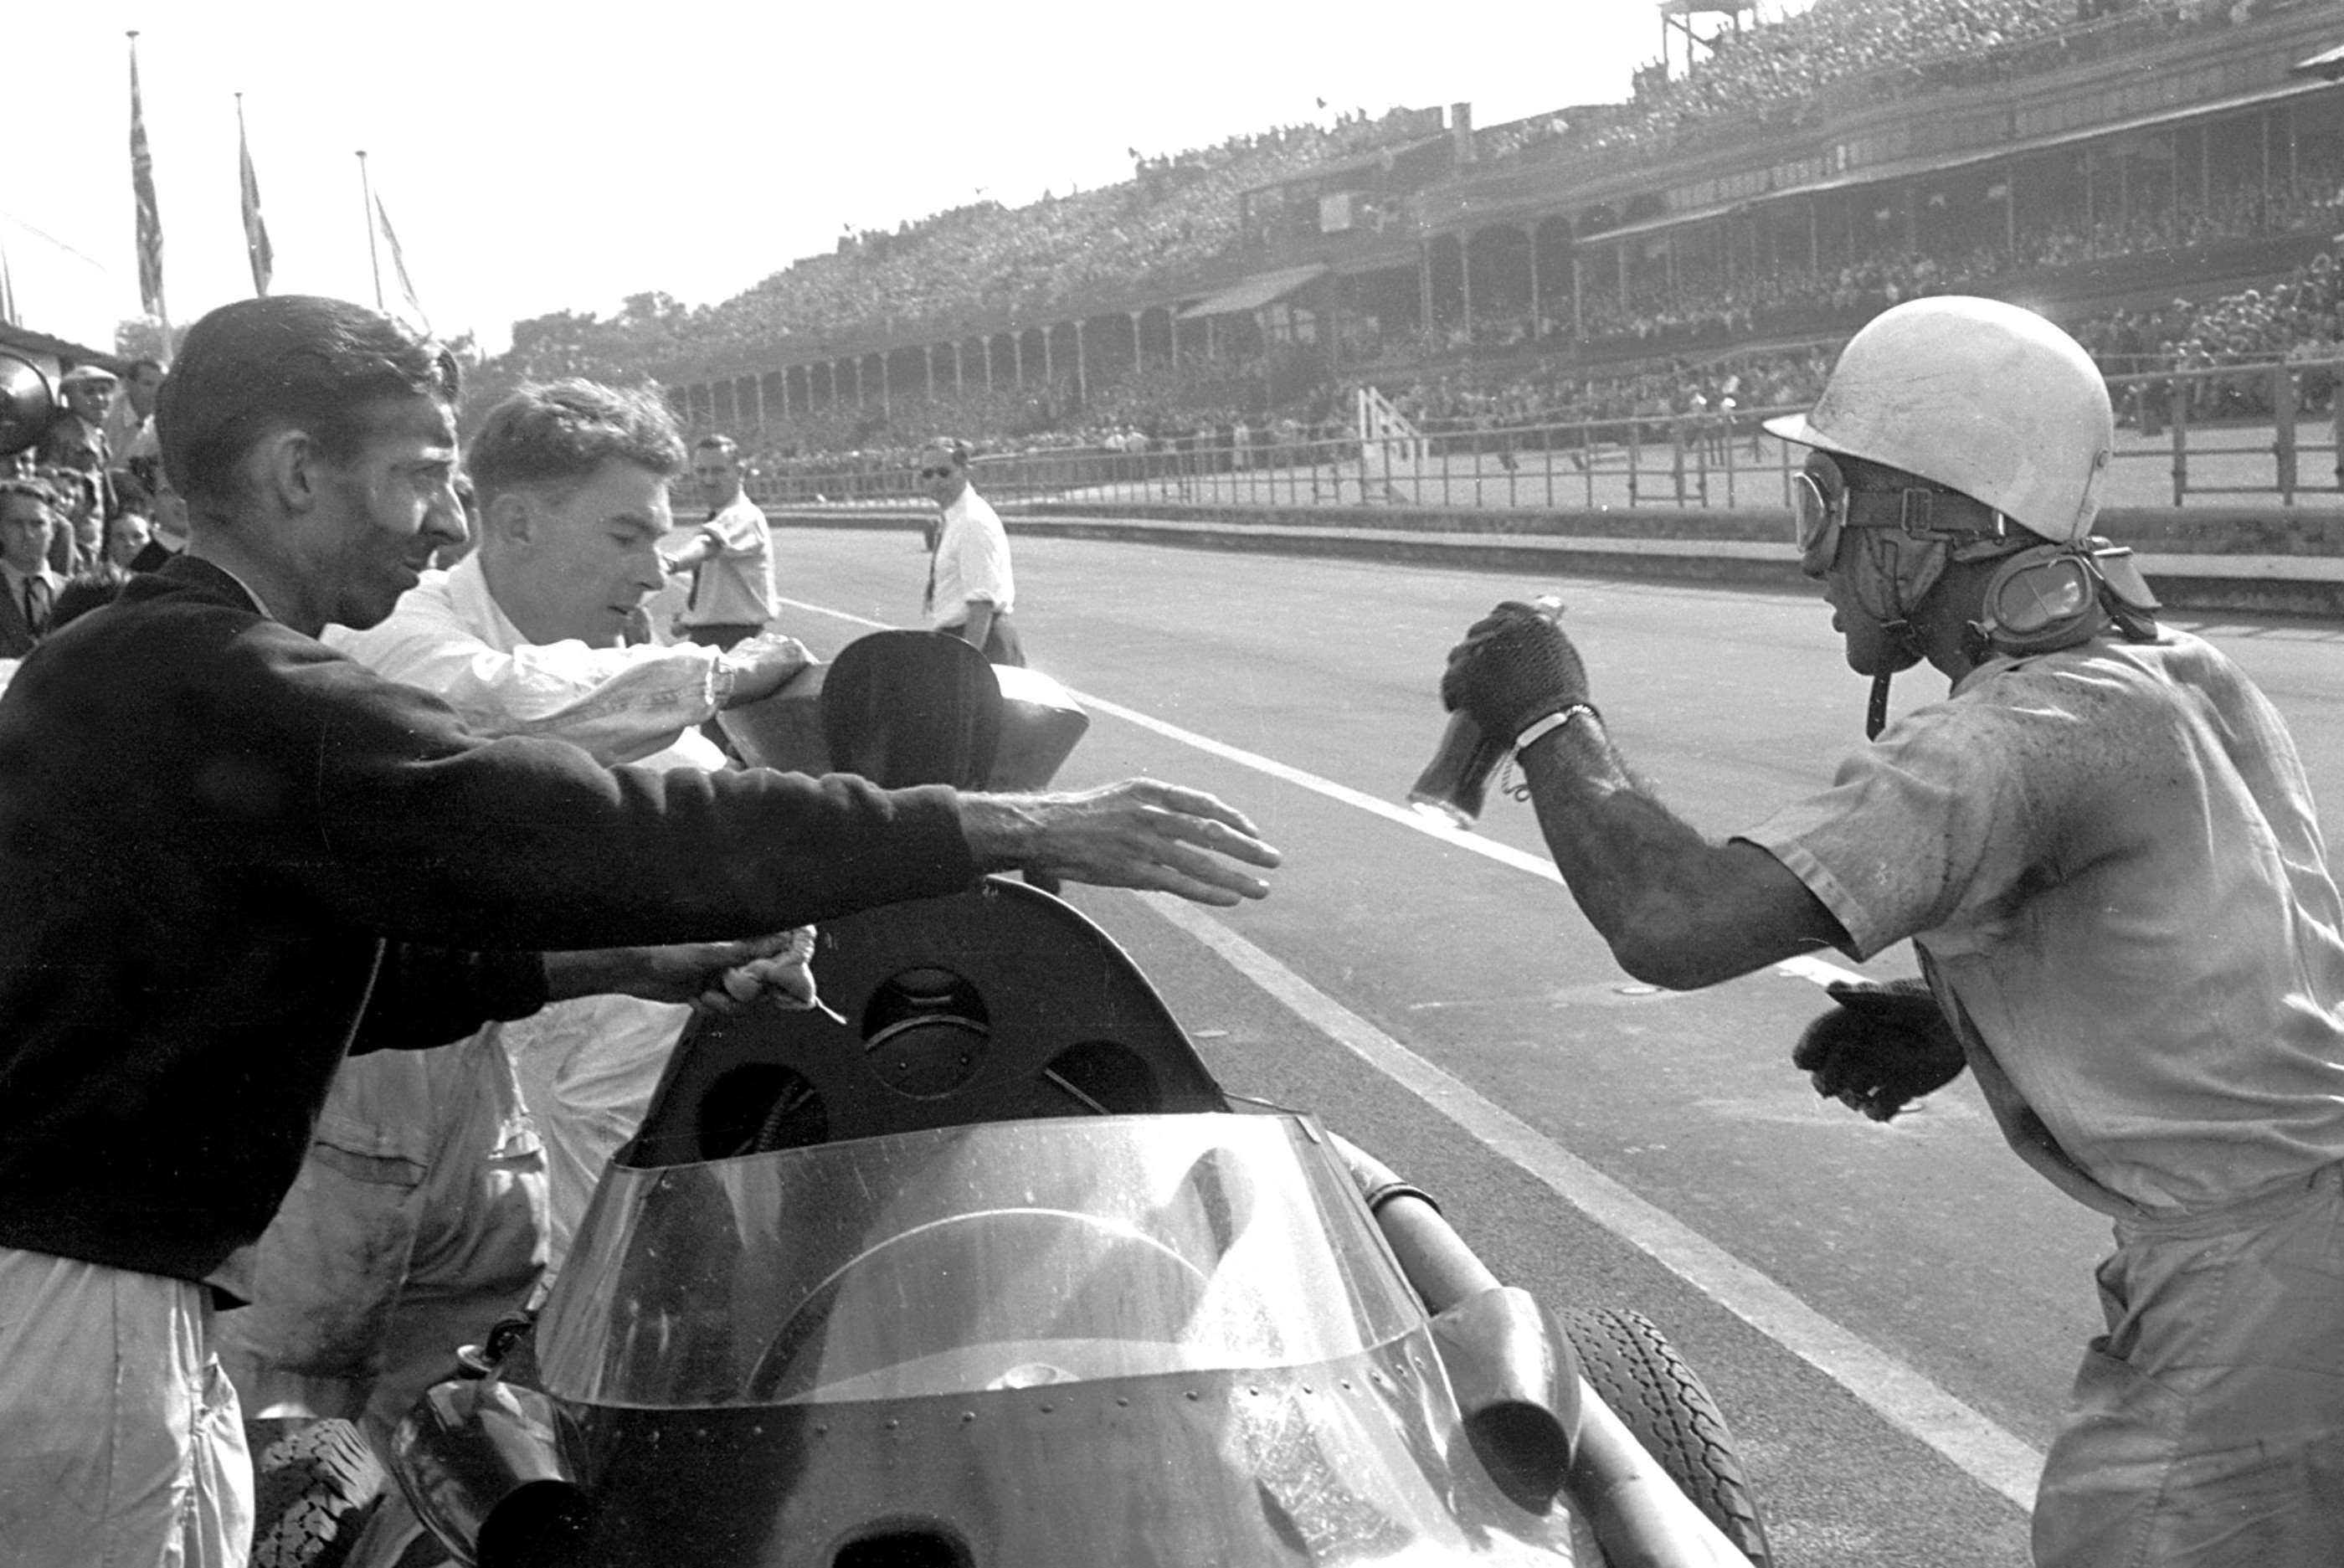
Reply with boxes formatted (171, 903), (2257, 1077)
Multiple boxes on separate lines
(533, 1114), (1422, 1407)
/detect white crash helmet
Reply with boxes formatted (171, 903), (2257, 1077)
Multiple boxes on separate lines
(1765, 296), (2113, 545)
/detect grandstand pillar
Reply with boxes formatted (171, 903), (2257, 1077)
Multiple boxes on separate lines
(982, 336), (994, 393)
(1527, 230), (1543, 337)
(1665, 234), (1677, 309)
(1130, 311), (1144, 377)
(1570, 253), (1585, 341)
(879, 353), (891, 419)
(2005, 163), (2018, 259)
(1042, 329), (1053, 389)
(1073, 319), (1088, 407)
(1166, 311), (1177, 375)
(1616, 241), (1628, 313)
(952, 341), (964, 396)
(2118, 154), (2129, 231)
(754, 374), (766, 431)
(1458, 237), (1473, 333)
(2260, 108), (2272, 205)
(1014, 332), (1026, 388)
(1418, 239), (1434, 345)
(1807, 200), (1819, 273)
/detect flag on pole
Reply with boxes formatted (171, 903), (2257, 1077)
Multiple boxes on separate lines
(238, 97), (273, 296)
(371, 193), (429, 332)
(128, 34), (167, 322)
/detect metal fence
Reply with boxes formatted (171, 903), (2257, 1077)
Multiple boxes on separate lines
(748, 361), (2344, 517)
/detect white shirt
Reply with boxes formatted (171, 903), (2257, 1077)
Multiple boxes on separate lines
(326, 555), (730, 767)
(324, 554), (724, 1267)
(927, 485), (1015, 630)
(1746, 632), (2344, 1219)
(681, 491), (775, 628)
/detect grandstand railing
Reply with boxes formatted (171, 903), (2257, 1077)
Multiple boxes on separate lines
(748, 366), (2344, 518)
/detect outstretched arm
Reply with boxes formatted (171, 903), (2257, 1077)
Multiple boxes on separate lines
(1442, 600), (1846, 990)
(1513, 715), (1847, 990)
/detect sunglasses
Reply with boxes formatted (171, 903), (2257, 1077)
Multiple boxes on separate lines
(918, 465), (956, 480)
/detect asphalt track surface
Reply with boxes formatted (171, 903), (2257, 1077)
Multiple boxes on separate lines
(764, 522), (2344, 1567)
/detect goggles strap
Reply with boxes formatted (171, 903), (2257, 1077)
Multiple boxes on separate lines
(1866, 669), (1894, 742)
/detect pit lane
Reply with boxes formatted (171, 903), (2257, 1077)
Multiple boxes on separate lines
(763, 522), (2344, 1568)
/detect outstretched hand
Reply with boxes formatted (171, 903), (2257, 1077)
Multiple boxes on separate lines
(959, 779), (1281, 906)
(1792, 977), (1966, 1121)
(1440, 599), (1591, 741)
(544, 928), (811, 1008)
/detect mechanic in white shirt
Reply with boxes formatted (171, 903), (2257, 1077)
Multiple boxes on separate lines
(918, 437), (1022, 666)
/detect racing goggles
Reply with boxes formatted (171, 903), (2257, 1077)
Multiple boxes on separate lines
(1791, 453), (2007, 579)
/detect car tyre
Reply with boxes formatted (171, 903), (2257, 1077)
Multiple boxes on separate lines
(248, 1417), (386, 1568)
(1562, 1307), (1773, 1567)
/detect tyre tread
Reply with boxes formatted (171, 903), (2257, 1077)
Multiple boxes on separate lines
(1563, 1306), (1772, 1566)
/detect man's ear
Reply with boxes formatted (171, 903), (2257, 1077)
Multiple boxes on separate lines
(485, 488), (536, 547)
(253, 428), (322, 515)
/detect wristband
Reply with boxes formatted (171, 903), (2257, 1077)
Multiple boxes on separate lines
(708, 650), (739, 712)
(1514, 703), (1599, 753)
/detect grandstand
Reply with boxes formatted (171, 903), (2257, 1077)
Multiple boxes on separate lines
(487, 0), (2344, 473)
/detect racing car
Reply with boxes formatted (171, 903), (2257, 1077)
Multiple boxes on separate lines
(362, 631), (1775, 1567)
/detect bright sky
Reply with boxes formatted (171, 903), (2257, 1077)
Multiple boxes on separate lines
(8, 2), (1684, 357)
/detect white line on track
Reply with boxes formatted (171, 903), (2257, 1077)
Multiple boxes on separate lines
(775, 593), (2043, 1506)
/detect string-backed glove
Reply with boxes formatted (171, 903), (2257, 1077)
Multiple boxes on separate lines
(1791, 978), (1966, 1122)
(1439, 599), (1591, 743)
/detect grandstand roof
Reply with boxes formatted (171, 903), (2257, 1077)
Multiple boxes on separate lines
(1179, 262), (1329, 319)
(2295, 42), (2344, 81)
(1574, 75), (2339, 249)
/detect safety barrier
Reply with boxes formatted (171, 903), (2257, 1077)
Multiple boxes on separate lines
(746, 362), (2344, 519)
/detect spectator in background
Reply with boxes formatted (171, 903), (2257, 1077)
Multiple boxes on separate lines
(126, 474), (190, 573)
(105, 501), (155, 570)
(918, 438), (1021, 666)
(661, 434), (774, 650)
(0, 477), (64, 656)
(38, 366), (119, 534)
(106, 358), (165, 490)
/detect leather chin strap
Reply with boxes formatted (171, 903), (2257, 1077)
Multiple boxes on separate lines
(1866, 670), (1895, 742)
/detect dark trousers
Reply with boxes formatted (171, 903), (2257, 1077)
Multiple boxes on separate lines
(684, 624), (763, 653)
(943, 614), (1024, 668)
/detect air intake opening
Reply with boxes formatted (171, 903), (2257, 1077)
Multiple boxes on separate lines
(832, 1525), (972, 1568)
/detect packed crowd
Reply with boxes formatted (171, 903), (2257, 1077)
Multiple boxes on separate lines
(1475, 0), (2291, 172)
(736, 235), (2344, 479)
(674, 107), (1432, 371)
(1, 360), (188, 661)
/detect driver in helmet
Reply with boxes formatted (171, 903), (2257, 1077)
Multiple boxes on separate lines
(1437, 296), (2344, 1565)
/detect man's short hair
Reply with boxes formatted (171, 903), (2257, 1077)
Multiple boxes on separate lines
(155, 296), (460, 511)
(0, 476), (59, 514)
(127, 357), (164, 379)
(465, 380), (686, 515)
(923, 437), (972, 469)
(692, 434), (740, 460)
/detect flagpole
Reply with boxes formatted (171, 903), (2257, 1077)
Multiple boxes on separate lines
(357, 149), (383, 311)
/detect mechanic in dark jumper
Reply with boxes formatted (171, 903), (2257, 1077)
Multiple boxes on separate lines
(1436, 296), (2344, 1567)
(0, 294), (1279, 1568)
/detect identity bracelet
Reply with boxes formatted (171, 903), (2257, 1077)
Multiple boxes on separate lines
(1514, 702), (1600, 753)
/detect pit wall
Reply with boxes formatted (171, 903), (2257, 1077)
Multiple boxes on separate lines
(769, 501), (2344, 619)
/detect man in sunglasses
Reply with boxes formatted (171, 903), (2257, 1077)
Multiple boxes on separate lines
(1436, 295), (2344, 1565)
(918, 437), (1021, 666)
